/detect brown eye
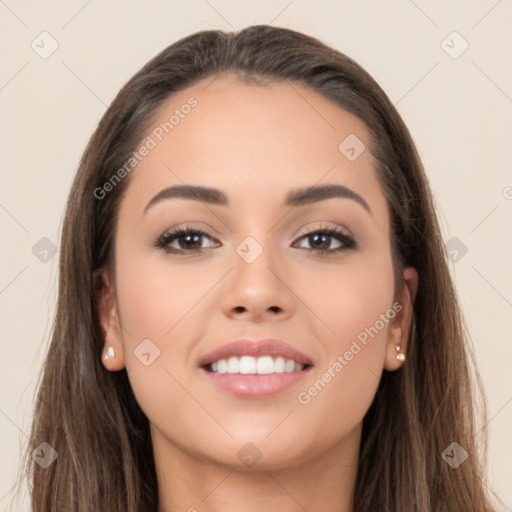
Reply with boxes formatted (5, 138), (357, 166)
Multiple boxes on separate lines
(154, 227), (219, 255)
(293, 226), (356, 255)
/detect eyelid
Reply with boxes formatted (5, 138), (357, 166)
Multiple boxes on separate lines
(295, 222), (354, 239)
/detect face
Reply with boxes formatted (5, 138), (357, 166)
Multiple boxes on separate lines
(98, 74), (417, 471)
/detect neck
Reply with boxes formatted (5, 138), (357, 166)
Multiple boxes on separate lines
(154, 424), (361, 512)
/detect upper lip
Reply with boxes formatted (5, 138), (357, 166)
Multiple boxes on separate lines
(198, 338), (314, 367)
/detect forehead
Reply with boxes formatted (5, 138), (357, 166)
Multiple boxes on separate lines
(121, 74), (386, 216)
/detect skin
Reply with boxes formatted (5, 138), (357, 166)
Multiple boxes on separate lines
(97, 74), (418, 512)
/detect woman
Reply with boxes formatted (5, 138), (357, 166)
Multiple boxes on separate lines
(21, 24), (501, 511)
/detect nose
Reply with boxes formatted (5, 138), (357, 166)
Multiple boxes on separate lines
(221, 240), (295, 323)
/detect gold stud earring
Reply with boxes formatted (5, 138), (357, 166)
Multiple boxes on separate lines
(395, 344), (405, 362)
(103, 346), (115, 360)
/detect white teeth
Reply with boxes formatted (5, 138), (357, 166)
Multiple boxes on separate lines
(239, 355), (256, 374)
(284, 359), (296, 373)
(256, 355), (274, 375)
(274, 356), (286, 373)
(208, 355), (306, 374)
(227, 356), (239, 373)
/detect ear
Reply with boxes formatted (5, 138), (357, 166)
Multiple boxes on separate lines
(383, 267), (418, 371)
(94, 268), (125, 371)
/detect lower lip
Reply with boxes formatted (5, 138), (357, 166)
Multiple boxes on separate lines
(199, 367), (313, 398)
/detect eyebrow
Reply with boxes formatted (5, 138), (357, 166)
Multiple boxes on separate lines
(143, 183), (371, 214)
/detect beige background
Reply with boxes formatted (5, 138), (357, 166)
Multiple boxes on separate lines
(1, 1), (511, 510)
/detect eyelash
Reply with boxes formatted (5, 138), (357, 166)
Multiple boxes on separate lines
(153, 224), (357, 257)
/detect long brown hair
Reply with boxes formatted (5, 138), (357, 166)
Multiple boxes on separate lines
(19, 25), (502, 511)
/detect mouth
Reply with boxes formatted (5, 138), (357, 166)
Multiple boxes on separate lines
(198, 338), (314, 398)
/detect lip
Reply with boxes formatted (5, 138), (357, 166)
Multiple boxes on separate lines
(199, 366), (313, 398)
(197, 338), (314, 367)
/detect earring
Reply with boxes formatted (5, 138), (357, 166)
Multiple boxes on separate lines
(395, 344), (405, 362)
(103, 346), (115, 360)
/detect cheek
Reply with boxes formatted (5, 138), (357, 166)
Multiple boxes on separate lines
(304, 247), (396, 351)
(113, 241), (220, 415)
(114, 240), (214, 343)
(293, 251), (395, 432)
